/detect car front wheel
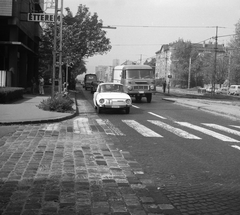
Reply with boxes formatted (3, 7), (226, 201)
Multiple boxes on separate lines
(125, 107), (130, 114)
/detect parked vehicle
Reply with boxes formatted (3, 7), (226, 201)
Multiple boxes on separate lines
(83, 74), (97, 92)
(93, 83), (132, 114)
(217, 87), (229, 94)
(228, 85), (240, 95)
(112, 65), (156, 103)
(206, 87), (219, 93)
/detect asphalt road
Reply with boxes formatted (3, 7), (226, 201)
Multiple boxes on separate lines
(84, 88), (240, 214)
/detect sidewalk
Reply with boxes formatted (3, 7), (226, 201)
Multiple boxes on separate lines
(0, 94), (77, 125)
(157, 87), (240, 120)
(0, 88), (240, 125)
(163, 97), (240, 120)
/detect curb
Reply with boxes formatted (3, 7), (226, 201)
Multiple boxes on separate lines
(0, 111), (78, 125)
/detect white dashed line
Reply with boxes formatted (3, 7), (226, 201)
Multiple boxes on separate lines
(148, 112), (167, 119)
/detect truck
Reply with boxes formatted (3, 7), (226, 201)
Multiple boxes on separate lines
(83, 73), (98, 93)
(112, 65), (156, 103)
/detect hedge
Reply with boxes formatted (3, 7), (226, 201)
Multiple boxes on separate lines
(0, 87), (24, 103)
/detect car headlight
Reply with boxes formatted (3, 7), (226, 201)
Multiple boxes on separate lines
(127, 86), (133, 91)
(149, 85), (155, 90)
(126, 99), (131, 105)
(99, 98), (105, 104)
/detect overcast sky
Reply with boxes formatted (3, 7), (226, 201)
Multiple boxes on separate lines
(59, 0), (240, 72)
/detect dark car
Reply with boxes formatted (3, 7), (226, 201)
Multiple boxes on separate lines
(83, 74), (97, 92)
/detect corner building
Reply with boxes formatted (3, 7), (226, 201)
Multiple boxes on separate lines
(0, 0), (43, 88)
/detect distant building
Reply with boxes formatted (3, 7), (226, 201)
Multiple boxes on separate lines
(0, 0), (43, 88)
(95, 65), (113, 82)
(112, 59), (120, 67)
(155, 42), (226, 86)
(155, 44), (173, 83)
(121, 60), (137, 65)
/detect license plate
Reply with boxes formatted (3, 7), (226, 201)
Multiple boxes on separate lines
(139, 91), (144, 94)
(112, 105), (120, 108)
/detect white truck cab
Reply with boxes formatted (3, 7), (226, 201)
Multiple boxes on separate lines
(113, 65), (156, 103)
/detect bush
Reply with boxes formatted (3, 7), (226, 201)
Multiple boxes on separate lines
(0, 87), (24, 103)
(37, 92), (74, 113)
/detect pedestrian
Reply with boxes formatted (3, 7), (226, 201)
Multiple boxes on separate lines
(38, 76), (44, 95)
(163, 80), (167, 93)
(62, 82), (68, 97)
(31, 77), (36, 94)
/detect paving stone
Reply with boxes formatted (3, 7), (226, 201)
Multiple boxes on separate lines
(92, 201), (110, 214)
(158, 204), (175, 210)
(140, 196), (155, 203)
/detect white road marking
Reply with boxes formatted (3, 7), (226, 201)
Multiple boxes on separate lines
(73, 117), (92, 134)
(122, 120), (163, 137)
(42, 123), (60, 131)
(96, 119), (125, 136)
(132, 105), (140, 109)
(148, 120), (201, 139)
(230, 125), (240, 129)
(148, 112), (167, 119)
(202, 123), (240, 137)
(231, 145), (240, 150)
(176, 122), (240, 142)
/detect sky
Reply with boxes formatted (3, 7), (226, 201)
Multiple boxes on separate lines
(59, 0), (240, 73)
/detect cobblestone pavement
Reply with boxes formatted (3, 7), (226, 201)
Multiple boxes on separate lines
(0, 99), (180, 215)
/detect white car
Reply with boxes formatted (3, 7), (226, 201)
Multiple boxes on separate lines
(228, 85), (240, 95)
(93, 83), (132, 114)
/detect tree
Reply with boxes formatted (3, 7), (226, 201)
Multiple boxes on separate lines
(228, 19), (240, 84)
(39, 4), (112, 88)
(144, 57), (156, 74)
(171, 39), (192, 87)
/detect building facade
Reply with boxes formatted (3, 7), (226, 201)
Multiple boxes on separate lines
(155, 42), (226, 87)
(155, 44), (173, 84)
(0, 0), (43, 88)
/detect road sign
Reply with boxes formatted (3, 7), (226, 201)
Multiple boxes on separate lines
(28, 13), (55, 22)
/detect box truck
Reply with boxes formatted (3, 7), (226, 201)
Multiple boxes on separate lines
(112, 65), (156, 103)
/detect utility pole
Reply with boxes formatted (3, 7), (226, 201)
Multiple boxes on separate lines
(188, 57), (191, 89)
(58, 0), (63, 93)
(51, 0), (58, 98)
(212, 26), (218, 94)
(227, 49), (232, 87)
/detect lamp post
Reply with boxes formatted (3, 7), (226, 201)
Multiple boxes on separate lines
(52, 0), (58, 98)
(212, 26), (218, 94)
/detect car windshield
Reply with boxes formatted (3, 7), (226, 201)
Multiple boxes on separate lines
(86, 75), (97, 81)
(100, 84), (124, 93)
(126, 69), (154, 79)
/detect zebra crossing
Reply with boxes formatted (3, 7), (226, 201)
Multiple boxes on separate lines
(41, 117), (240, 143)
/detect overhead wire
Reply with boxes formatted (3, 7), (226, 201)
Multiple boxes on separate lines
(111, 25), (228, 29)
